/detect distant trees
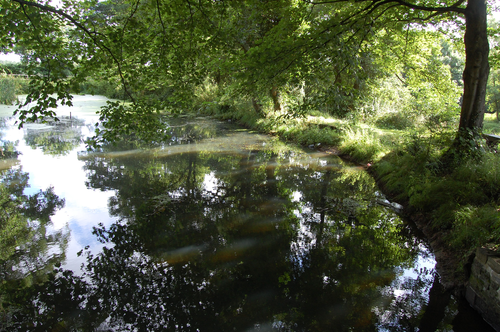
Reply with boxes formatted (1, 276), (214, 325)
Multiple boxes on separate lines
(0, 62), (29, 105)
(0, 0), (495, 151)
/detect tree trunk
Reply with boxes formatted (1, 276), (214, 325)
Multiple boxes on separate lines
(270, 86), (281, 111)
(458, 0), (489, 132)
(252, 97), (263, 116)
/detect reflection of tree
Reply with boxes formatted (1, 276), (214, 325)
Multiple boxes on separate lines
(259, 162), (419, 330)
(0, 119), (20, 160)
(77, 147), (298, 330)
(0, 140), (19, 160)
(24, 116), (85, 156)
(0, 130), (467, 330)
(70, 143), (429, 330)
(87, 116), (221, 153)
(166, 117), (221, 145)
(0, 167), (67, 330)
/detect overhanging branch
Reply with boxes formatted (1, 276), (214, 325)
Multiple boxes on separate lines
(304, 0), (467, 14)
(11, 0), (136, 103)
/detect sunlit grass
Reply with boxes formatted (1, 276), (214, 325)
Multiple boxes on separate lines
(483, 113), (500, 134)
(195, 93), (405, 164)
(338, 127), (387, 162)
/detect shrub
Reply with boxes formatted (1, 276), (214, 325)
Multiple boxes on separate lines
(0, 76), (18, 105)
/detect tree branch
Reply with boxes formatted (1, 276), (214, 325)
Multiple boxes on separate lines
(388, 0), (466, 14)
(11, 0), (136, 103)
(304, 0), (467, 14)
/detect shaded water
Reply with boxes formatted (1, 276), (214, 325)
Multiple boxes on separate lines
(0, 95), (493, 331)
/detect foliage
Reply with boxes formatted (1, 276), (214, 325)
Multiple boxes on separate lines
(356, 30), (462, 133)
(486, 69), (500, 120)
(374, 145), (500, 260)
(339, 127), (387, 162)
(0, 0), (497, 291)
(0, 76), (18, 105)
(0, 61), (27, 75)
(358, 76), (415, 129)
(0, 0), (490, 149)
(449, 205), (500, 251)
(78, 77), (125, 100)
(88, 100), (171, 149)
(0, 140), (19, 159)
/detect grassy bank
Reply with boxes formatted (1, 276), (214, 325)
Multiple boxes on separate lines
(193, 96), (500, 280)
(195, 98), (400, 164)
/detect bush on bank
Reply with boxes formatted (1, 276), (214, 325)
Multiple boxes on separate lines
(0, 75), (28, 105)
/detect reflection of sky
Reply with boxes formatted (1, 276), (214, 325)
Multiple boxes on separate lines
(0, 95), (440, 310)
(290, 184), (437, 320)
(0, 96), (117, 274)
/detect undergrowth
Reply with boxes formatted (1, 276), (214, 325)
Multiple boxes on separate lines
(374, 144), (500, 262)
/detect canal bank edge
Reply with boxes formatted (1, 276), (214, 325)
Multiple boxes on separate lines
(199, 111), (500, 330)
(368, 166), (500, 331)
(466, 246), (500, 331)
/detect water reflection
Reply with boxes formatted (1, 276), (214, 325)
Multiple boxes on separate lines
(0, 118), (20, 168)
(24, 116), (86, 156)
(0, 100), (494, 331)
(0, 165), (68, 330)
(75, 135), (422, 331)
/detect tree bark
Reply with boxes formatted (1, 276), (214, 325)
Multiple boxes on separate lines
(458, 0), (489, 131)
(270, 86), (281, 111)
(252, 97), (263, 116)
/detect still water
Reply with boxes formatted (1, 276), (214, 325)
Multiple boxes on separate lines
(0, 95), (493, 331)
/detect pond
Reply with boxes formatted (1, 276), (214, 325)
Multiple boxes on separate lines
(0, 95), (494, 331)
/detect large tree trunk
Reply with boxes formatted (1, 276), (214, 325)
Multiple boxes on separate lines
(458, 0), (489, 131)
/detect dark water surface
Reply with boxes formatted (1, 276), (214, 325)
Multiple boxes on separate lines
(0, 96), (493, 331)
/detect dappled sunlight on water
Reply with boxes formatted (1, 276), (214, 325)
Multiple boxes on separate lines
(0, 95), (494, 331)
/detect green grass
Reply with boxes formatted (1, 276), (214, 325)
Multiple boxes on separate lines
(483, 113), (500, 135)
(374, 147), (500, 263)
